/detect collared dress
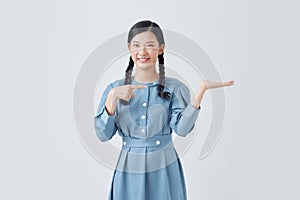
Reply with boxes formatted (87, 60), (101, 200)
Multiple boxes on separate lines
(94, 76), (201, 200)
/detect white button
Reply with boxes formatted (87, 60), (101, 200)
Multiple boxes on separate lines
(153, 81), (156, 84)
(123, 141), (127, 146)
(141, 115), (145, 119)
(141, 128), (145, 133)
(156, 140), (160, 145)
(142, 102), (147, 107)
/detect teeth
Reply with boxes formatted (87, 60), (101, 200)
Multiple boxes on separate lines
(139, 58), (148, 61)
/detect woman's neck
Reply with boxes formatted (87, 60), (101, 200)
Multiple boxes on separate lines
(133, 68), (159, 83)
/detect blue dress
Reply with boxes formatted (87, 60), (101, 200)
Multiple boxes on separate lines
(94, 76), (201, 200)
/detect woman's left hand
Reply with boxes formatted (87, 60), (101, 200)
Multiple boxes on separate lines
(198, 80), (235, 91)
(191, 80), (235, 109)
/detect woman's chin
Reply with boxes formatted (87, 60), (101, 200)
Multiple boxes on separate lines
(136, 62), (155, 69)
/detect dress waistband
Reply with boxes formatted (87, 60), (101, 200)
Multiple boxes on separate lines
(122, 134), (172, 148)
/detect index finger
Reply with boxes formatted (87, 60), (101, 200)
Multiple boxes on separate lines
(129, 85), (147, 90)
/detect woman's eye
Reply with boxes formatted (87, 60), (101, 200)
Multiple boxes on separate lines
(132, 44), (139, 47)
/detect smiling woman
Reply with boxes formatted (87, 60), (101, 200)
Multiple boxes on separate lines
(94, 19), (234, 200)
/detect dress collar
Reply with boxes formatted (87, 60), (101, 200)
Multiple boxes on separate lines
(131, 76), (159, 87)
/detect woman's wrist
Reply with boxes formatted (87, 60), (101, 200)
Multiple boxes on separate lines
(108, 88), (118, 102)
(193, 87), (206, 108)
(105, 89), (118, 115)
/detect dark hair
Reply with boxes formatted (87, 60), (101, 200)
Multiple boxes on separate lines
(120, 20), (171, 105)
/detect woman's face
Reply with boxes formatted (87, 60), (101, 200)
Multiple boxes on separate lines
(128, 31), (164, 69)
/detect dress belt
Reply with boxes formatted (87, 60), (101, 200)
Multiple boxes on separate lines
(122, 134), (172, 148)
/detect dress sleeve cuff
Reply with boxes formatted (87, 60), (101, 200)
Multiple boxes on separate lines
(183, 103), (201, 121)
(186, 102), (201, 112)
(95, 105), (116, 124)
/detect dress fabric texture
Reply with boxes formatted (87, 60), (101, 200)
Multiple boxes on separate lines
(94, 76), (201, 200)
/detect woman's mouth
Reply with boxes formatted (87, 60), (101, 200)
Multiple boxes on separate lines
(138, 58), (150, 63)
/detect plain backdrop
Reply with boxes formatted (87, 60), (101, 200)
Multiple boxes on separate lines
(1, 0), (299, 199)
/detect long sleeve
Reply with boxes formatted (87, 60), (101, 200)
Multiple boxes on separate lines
(94, 83), (118, 142)
(169, 82), (201, 137)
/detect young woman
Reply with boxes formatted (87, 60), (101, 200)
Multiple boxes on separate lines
(94, 20), (234, 200)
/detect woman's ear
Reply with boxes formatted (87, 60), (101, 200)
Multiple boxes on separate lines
(127, 43), (131, 51)
(158, 44), (165, 55)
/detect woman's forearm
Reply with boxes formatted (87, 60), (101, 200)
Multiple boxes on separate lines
(191, 87), (206, 109)
(105, 89), (118, 116)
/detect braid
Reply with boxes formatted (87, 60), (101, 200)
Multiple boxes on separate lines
(120, 56), (134, 105)
(124, 56), (134, 84)
(158, 53), (171, 100)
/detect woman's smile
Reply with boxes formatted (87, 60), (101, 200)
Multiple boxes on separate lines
(138, 57), (150, 62)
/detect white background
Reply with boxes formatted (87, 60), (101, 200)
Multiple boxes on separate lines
(1, 0), (299, 199)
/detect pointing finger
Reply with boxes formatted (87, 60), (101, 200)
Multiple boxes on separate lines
(129, 85), (147, 90)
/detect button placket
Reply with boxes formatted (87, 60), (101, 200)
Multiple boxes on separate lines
(140, 106), (147, 131)
(139, 87), (148, 136)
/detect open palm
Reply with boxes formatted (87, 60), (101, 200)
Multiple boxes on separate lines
(199, 80), (235, 90)
(192, 79), (235, 109)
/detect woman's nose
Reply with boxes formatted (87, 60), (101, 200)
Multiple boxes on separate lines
(138, 46), (147, 54)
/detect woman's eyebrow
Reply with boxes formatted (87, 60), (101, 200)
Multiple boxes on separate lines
(131, 41), (156, 43)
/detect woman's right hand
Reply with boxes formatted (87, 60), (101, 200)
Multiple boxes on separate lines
(110, 85), (147, 101)
(105, 85), (146, 115)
